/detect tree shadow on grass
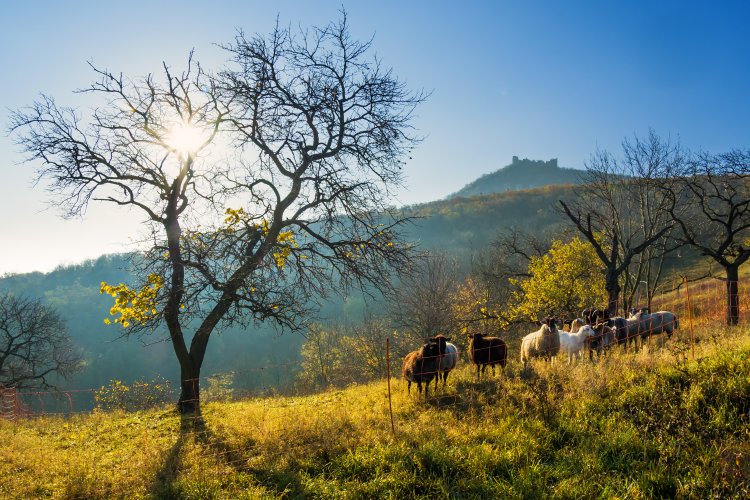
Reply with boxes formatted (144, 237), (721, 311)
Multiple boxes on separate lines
(149, 411), (307, 498)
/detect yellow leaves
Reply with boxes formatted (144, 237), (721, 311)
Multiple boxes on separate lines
(100, 273), (164, 328)
(511, 237), (606, 320)
(452, 277), (507, 334)
(224, 207), (248, 226)
(272, 229), (298, 270)
(224, 208), (298, 270)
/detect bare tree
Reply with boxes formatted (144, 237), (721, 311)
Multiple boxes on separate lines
(491, 226), (552, 279)
(389, 251), (459, 342)
(0, 293), (83, 389)
(663, 149), (750, 325)
(559, 131), (683, 315)
(11, 14), (424, 413)
(297, 313), (403, 390)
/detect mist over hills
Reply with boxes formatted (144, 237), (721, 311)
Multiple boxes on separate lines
(449, 156), (585, 198)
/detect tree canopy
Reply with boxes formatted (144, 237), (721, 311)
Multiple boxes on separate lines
(510, 237), (607, 321)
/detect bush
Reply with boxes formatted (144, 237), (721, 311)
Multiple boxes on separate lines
(203, 372), (235, 403)
(94, 376), (173, 411)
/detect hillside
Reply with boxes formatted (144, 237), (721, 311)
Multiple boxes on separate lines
(2, 323), (749, 498)
(449, 156), (585, 198)
(0, 255), (306, 399)
(0, 184), (584, 400)
(403, 183), (576, 254)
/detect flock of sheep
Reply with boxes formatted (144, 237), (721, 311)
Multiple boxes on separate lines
(402, 307), (679, 397)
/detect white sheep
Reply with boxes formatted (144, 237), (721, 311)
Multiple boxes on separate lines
(558, 324), (596, 364)
(520, 318), (561, 369)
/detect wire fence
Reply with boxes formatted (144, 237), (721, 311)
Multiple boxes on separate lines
(395, 276), (750, 418)
(1, 276), (748, 498)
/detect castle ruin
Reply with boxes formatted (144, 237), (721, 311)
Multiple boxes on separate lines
(511, 156), (558, 168)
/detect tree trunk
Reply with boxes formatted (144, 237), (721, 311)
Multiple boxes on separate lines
(178, 360), (201, 414)
(605, 267), (621, 317)
(726, 265), (740, 326)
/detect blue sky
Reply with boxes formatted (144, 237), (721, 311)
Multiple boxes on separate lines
(1, 1), (749, 274)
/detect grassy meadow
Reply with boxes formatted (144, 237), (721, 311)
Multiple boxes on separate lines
(2, 317), (750, 499)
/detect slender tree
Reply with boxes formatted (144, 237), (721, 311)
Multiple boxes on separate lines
(11, 15), (424, 413)
(389, 251), (459, 342)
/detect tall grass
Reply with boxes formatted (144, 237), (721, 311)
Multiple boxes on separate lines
(2, 324), (750, 498)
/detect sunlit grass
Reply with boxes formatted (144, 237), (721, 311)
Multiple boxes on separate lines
(2, 325), (750, 498)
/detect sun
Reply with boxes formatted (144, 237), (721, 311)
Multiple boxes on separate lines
(164, 120), (208, 156)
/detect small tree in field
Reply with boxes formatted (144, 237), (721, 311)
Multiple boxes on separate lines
(662, 150), (750, 325)
(389, 252), (459, 343)
(510, 237), (607, 321)
(11, 15), (424, 413)
(0, 293), (83, 389)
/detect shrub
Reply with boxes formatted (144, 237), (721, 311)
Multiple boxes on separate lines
(94, 376), (173, 411)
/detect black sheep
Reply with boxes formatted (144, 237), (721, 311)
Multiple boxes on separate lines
(469, 333), (507, 378)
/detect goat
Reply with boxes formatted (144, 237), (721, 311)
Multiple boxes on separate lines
(427, 335), (459, 389)
(558, 324), (596, 364)
(520, 317), (561, 369)
(468, 333), (507, 378)
(402, 341), (441, 398)
(606, 316), (634, 348)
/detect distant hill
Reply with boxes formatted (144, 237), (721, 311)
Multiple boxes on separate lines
(449, 156), (585, 198)
(404, 183), (576, 257)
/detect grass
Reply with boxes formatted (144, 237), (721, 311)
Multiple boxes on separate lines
(2, 325), (750, 498)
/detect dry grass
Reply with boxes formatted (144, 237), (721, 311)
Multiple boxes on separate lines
(2, 322), (750, 498)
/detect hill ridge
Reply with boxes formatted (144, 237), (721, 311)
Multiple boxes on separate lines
(449, 155), (585, 198)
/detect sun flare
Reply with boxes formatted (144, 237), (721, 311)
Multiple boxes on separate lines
(164, 121), (208, 156)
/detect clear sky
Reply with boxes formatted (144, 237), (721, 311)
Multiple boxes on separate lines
(1, 1), (749, 275)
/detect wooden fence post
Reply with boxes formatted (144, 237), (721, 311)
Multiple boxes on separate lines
(386, 337), (396, 436)
(684, 276), (695, 360)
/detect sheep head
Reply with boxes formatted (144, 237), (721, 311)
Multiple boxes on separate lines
(426, 334), (450, 356)
(540, 317), (558, 331)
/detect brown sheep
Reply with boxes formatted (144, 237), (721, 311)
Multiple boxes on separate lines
(402, 341), (441, 398)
